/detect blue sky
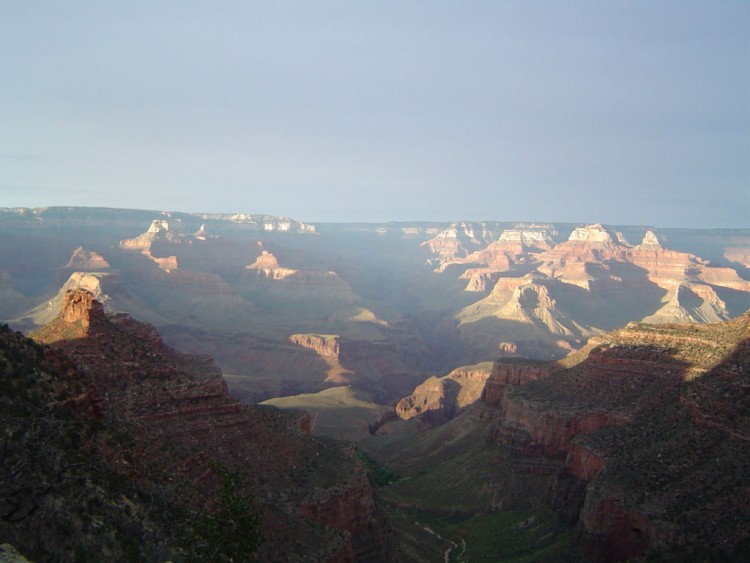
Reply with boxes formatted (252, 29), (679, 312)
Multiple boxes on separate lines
(1, 1), (748, 227)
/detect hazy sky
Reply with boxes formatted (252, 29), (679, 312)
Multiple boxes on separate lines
(1, 1), (748, 227)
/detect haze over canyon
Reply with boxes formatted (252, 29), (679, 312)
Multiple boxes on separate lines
(0, 206), (748, 561)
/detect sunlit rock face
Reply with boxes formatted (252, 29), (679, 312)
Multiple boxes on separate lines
(64, 247), (111, 271)
(119, 220), (179, 271)
(395, 362), (492, 423)
(59, 288), (105, 330)
(241, 249), (355, 304)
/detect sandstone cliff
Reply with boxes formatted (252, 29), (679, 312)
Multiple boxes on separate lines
(290, 333), (353, 383)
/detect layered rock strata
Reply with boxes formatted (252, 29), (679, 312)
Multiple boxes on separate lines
(32, 289), (397, 562)
(395, 362), (493, 424)
(480, 314), (750, 561)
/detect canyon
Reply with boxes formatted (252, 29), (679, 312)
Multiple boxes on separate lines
(1, 288), (397, 561)
(363, 312), (750, 561)
(1, 206), (748, 560)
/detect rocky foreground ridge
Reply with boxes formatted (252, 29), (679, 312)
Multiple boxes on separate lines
(3, 289), (398, 562)
(484, 313), (750, 560)
(362, 312), (750, 561)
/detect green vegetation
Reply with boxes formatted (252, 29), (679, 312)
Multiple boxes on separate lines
(182, 463), (262, 562)
(356, 449), (400, 487)
(385, 505), (572, 562)
(0, 323), (266, 562)
(362, 406), (573, 562)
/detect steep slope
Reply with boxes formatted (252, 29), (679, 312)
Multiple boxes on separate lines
(30, 289), (398, 562)
(449, 225), (750, 363)
(240, 248), (355, 306)
(13, 271), (163, 331)
(421, 222), (506, 265)
(457, 273), (599, 360)
(557, 317), (750, 561)
(0, 321), (193, 562)
(394, 361), (493, 425)
(362, 313), (750, 561)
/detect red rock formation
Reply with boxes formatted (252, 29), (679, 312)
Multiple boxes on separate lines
(290, 333), (352, 383)
(59, 289), (105, 330)
(480, 359), (550, 408)
(487, 315), (750, 560)
(119, 220), (180, 271)
(64, 246), (110, 270)
(300, 472), (396, 560)
(290, 333), (341, 357)
(241, 249), (355, 302)
(628, 231), (750, 293)
(395, 363), (492, 424)
(33, 289), (397, 561)
(460, 268), (503, 291)
(565, 442), (606, 481)
(536, 224), (627, 289)
(579, 495), (653, 563)
(248, 249), (281, 270)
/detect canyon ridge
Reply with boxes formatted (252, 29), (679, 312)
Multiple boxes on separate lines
(1, 206), (748, 561)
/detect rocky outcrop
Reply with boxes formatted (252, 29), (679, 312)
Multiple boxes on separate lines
(457, 275), (598, 360)
(395, 362), (492, 423)
(629, 231), (750, 294)
(300, 471), (397, 562)
(422, 222), (507, 265)
(481, 314), (750, 561)
(32, 290), (398, 561)
(565, 442), (606, 481)
(242, 250), (355, 303)
(198, 213), (317, 233)
(290, 333), (352, 383)
(536, 224), (626, 290)
(578, 493), (654, 562)
(725, 246), (750, 268)
(642, 283), (731, 324)
(119, 219), (175, 251)
(119, 220), (179, 271)
(429, 226), (556, 275)
(59, 288), (105, 330)
(481, 358), (629, 459)
(453, 227), (750, 357)
(64, 246), (110, 270)
(480, 359), (550, 408)
(460, 268), (503, 292)
(291, 333), (341, 358)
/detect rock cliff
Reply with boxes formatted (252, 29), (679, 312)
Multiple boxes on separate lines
(64, 246), (111, 270)
(479, 314), (750, 560)
(31, 289), (398, 561)
(119, 219), (180, 271)
(290, 333), (353, 383)
(395, 362), (493, 424)
(242, 249), (355, 304)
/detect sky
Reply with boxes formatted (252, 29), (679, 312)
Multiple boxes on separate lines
(1, 1), (748, 227)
